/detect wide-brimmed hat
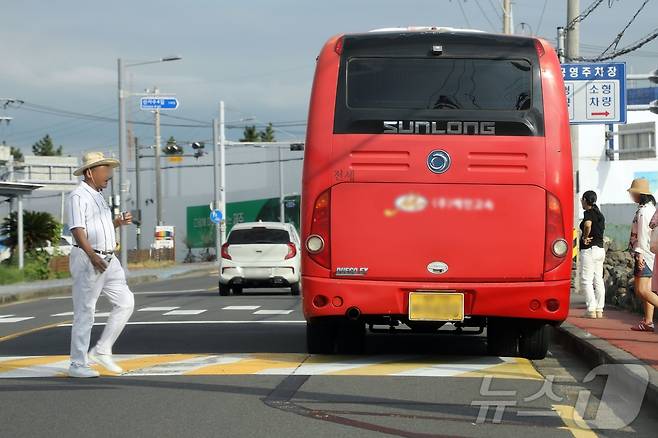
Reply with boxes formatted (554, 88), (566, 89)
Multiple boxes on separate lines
(627, 178), (653, 195)
(73, 152), (120, 176)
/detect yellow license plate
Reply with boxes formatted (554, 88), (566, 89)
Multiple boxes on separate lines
(408, 292), (464, 321)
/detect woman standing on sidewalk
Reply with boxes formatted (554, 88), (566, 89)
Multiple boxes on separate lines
(627, 178), (658, 332)
(579, 191), (606, 318)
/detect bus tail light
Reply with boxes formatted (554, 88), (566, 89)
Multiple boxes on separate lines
(334, 36), (344, 55)
(307, 189), (331, 268)
(534, 39), (545, 58)
(544, 192), (567, 272)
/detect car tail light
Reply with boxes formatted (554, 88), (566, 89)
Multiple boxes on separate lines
(544, 192), (567, 272)
(285, 242), (297, 260)
(221, 243), (232, 260)
(334, 36), (344, 55)
(307, 189), (331, 268)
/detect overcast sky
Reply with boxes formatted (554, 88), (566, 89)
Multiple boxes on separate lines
(2, 0), (658, 156)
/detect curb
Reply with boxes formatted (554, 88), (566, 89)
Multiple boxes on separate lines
(0, 265), (216, 305)
(551, 322), (658, 408)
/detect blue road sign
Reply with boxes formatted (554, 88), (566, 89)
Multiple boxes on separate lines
(140, 97), (179, 111)
(210, 209), (223, 224)
(561, 62), (626, 124)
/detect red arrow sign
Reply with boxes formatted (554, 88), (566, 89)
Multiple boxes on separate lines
(591, 111), (610, 116)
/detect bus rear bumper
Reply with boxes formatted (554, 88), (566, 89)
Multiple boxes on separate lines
(301, 276), (570, 323)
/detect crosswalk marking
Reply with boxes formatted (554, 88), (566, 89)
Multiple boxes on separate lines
(163, 309), (207, 316)
(51, 312), (109, 318)
(0, 315), (35, 323)
(0, 353), (543, 379)
(253, 310), (294, 315)
(222, 306), (261, 310)
(138, 307), (180, 312)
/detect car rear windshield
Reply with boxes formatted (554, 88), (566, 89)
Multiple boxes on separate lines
(228, 228), (290, 245)
(347, 58), (532, 111)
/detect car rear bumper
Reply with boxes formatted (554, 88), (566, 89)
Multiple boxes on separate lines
(220, 266), (299, 285)
(301, 276), (570, 322)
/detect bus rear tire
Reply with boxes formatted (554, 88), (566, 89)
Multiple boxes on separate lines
(487, 318), (519, 357)
(306, 319), (335, 354)
(519, 322), (549, 360)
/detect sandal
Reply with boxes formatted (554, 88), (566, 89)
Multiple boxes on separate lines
(630, 321), (655, 332)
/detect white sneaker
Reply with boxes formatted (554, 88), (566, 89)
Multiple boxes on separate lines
(68, 364), (100, 378)
(88, 347), (123, 374)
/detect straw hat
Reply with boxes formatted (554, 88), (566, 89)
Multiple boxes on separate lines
(627, 178), (653, 195)
(73, 152), (120, 176)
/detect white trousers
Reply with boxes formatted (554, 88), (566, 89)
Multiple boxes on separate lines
(69, 247), (134, 366)
(579, 246), (606, 312)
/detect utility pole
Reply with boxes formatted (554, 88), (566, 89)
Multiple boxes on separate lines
(212, 117), (221, 262)
(279, 146), (285, 223)
(135, 136), (142, 250)
(219, 101), (227, 244)
(503, 0), (512, 34)
(566, 0), (580, 227)
(152, 87), (163, 226)
(117, 58), (129, 268)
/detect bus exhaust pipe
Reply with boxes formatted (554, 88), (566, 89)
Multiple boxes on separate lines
(346, 307), (361, 320)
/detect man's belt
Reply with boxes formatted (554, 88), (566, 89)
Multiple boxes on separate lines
(73, 245), (114, 256)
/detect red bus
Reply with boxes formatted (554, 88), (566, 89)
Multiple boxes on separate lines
(301, 27), (573, 359)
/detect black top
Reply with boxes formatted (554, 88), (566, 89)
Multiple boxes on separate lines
(580, 208), (605, 249)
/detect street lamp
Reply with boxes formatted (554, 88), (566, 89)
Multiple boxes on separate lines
(117, 55), (181, 269)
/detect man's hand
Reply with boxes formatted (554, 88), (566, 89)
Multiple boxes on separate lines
(636, 253), (645, 270)
(114, 212), (133, 227)
(584, 236), (593, 245)
(88, 252), (108, 273)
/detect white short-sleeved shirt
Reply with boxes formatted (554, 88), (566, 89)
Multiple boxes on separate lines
(67, 181), (116, 252)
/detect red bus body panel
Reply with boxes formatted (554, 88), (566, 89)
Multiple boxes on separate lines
(301, 34), (572, 323)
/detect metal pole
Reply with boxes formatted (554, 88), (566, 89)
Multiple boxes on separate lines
(503, 0), (512, 34)
(279, 146), (285, 223)
(60, 192), (65, 224)
(118, 58), (129, 267)
(135, 136), (142, 250)
(154, 87), (163, 226)
(212, 118), (221, 262)
(219, 101), (227, 244)
(567, 0), (580, 227)
(557, 27), (566, 62)
(17, 194), (23, 269)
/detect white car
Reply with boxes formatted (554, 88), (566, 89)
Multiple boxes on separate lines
(219, 221), (301, 296)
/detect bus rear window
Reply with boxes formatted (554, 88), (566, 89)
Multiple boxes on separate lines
(347, 58), (532, 111)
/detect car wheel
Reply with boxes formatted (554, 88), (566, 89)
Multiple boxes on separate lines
(219, 284), (230, 296)
(290, 283), (300, 296)
(306, 319), (336, 354)
(519, 322), (549, 360)
(487, 318), (519, 357)
(232, 285), (243, 295)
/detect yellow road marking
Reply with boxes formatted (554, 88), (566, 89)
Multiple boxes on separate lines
(458, 357), (543, 380)
(114, 354), (207, 374)
(189, 353), (308, 375)
(0, 355), (68, 374)
(553, 404), (599, 438)
(0, 320), (72, 344)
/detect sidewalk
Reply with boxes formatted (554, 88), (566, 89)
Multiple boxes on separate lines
(553, 291), (658, 407)
(0, 262), (217, 305)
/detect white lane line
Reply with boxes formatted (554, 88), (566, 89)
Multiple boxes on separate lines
(125, 355), (246, 376)
(132, 289), (209, 296)
(253, 310), (294, 315)
(51, 312), (74, 317)
(163, 309), (207, 316)
(0, 315), (15, 318)
(57, 320), (307, 327)
(138, 307), (180, 312)
(0, 317), (35, 323)
(51, 312), (110, 317)
(47, 296), (71, 300)
(222, 306), (261, 310)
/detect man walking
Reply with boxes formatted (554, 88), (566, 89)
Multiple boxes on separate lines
(67, 152), (134, 378)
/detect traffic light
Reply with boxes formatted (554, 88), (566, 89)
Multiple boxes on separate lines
(164, 143), (183, 154)
(192, 141), (205, 159)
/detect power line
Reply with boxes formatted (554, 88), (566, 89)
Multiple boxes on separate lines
(598, 0), (651, 58)
(566, 0), (606, 31)
(456, 0), (472, 28)
(576, 27), (658, 61)
(473, 0), (497, 31)
(486, 0), (501, 19)
(536, 0), (549, 36)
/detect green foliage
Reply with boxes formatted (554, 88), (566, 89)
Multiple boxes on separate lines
(10, 146), (24, 161)
(32, 134), (63, 156)
(259, 123), (276, 142)
(0, 251), (68, 285)
(0, 210), (61, 252)
(240, 125), (260, 142)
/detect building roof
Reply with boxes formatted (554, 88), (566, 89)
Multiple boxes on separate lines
(0, 181), (44, 197)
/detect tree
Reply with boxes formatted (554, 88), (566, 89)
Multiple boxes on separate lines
(259, 123), (276, 142)
(10, 146), (23, 161)
(240, 125), (260, 142)
(0, 210), (61, 253)
(32, 134), (63, 156)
